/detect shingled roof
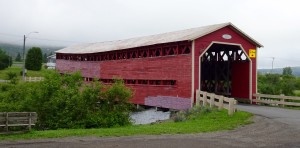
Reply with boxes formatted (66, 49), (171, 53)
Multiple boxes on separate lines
(56, 22), (263, 54)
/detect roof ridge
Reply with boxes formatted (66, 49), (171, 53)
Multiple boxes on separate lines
(57, 22), (262, 54)
(91, 22), (231, 44)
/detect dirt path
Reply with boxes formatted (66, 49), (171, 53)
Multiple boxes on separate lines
(1, 106), (300, 148)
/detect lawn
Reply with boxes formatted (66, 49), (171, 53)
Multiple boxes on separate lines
(0, 110), (253, 140)
(0, 65), (52, 80)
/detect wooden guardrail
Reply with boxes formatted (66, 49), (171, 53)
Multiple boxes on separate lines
(253, 94), (300, 107)
(196, 90), (237, 115)
(25, 77), (44, 82)
(0, 112), (37, 133)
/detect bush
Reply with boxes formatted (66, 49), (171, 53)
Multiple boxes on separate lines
(258, 73), (299, 96)
(0, 82), (39, 111)
(0, 71), (133, 130)
(172, 106), (213, 122)
(84, 79), (133, 128)
(173, 111), (187, 122)
(6, 71), (17, 80)
(6, 71), (18, 84)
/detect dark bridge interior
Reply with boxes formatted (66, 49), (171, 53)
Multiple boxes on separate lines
(200, 43), (250, 99)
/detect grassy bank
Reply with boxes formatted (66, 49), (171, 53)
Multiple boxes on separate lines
(0, 110), (252, 140)
(0, 65), (51, 79)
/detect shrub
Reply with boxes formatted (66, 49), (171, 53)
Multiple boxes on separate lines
(172, 106), (213, 122)
(0, 82), (39, 111)
(82, 79), (133, 128)
(6, 71), (18, 84)
(173, 111), (187, 122)
(34, 72), (133, 129)
(0, 71), (134, 130)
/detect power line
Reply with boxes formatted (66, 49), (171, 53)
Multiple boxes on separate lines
(0, 32), (23, 38)
(1, 39), (23, 45)
(28, 37), (84, 43)
(0, 32), (84, 44)
(260, 56), (300, 63)
(276, 57), (300, 63)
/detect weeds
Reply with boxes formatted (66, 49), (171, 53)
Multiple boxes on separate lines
(173, 106), (214, 122)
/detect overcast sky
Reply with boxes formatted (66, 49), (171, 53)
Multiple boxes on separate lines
(0, 0), (300, 68)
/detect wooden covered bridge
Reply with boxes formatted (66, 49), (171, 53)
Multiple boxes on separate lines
(56, 22), (263, 110)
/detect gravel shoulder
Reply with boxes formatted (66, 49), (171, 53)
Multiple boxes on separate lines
(1, 105), (300, 148)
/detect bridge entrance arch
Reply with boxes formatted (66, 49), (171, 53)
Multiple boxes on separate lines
(198, 42), (252, 102)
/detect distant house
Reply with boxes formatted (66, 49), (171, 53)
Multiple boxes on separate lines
(46, 54), (56, 69)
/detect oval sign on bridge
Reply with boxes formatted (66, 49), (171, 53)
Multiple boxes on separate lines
(222, 34), (232, 39)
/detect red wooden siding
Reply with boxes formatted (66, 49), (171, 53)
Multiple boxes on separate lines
(56, 60), (100, 78)
(100, 55), (192, 104)
(56, 44), (192, 105)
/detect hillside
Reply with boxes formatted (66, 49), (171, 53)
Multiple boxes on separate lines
(258, 67), (300, 76)
(0, 42), (64, 58)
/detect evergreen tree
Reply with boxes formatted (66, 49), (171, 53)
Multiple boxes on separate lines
(25, 47), (43, 71)
(15, 52), (22, 62)
(0, 48), (10, 70)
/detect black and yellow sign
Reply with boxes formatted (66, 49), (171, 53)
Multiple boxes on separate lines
(249, 49), (256, 58)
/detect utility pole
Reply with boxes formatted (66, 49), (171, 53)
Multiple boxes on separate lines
(271, 57), (275, 73)
(22, 35), (26, 80)
(22, 32), (39, 81)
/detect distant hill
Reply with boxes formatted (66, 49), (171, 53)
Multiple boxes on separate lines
(0, 42), (64, 58)
(258, 67), (300, 77)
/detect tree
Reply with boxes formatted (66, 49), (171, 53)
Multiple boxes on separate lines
(257, 73), (281, 95)
(0, 48), (10, 70)
(25, 47), (43, 71)
(280, 75), (296, 96)
(15, 52), (22, 62)
(283, 67), (293, 76)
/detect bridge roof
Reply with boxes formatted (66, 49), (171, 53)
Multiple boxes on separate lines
(56, 22), (263, 54)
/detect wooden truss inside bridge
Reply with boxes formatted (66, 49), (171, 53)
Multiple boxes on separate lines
(201, 43), (249, 96)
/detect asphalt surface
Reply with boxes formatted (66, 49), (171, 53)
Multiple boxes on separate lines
(1, 105), (300, 148)
(237, 104), (300, 130)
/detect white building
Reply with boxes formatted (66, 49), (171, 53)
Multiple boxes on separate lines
(46, 54), (56, 69)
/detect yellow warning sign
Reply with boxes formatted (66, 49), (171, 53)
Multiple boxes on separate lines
(249, 49), (256, 58)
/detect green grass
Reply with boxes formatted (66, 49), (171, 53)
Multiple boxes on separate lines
(293, 90), (300, 96)
(0, 65), (52, 80)
(0, 110), (252, 140)
(12, 61), (23, 64)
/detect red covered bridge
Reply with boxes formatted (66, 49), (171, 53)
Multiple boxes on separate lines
(56, 22), (263, 110)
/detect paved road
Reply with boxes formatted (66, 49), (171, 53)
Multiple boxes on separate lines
(237, 104), (300, 130)
(1, 105), (300, 148)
